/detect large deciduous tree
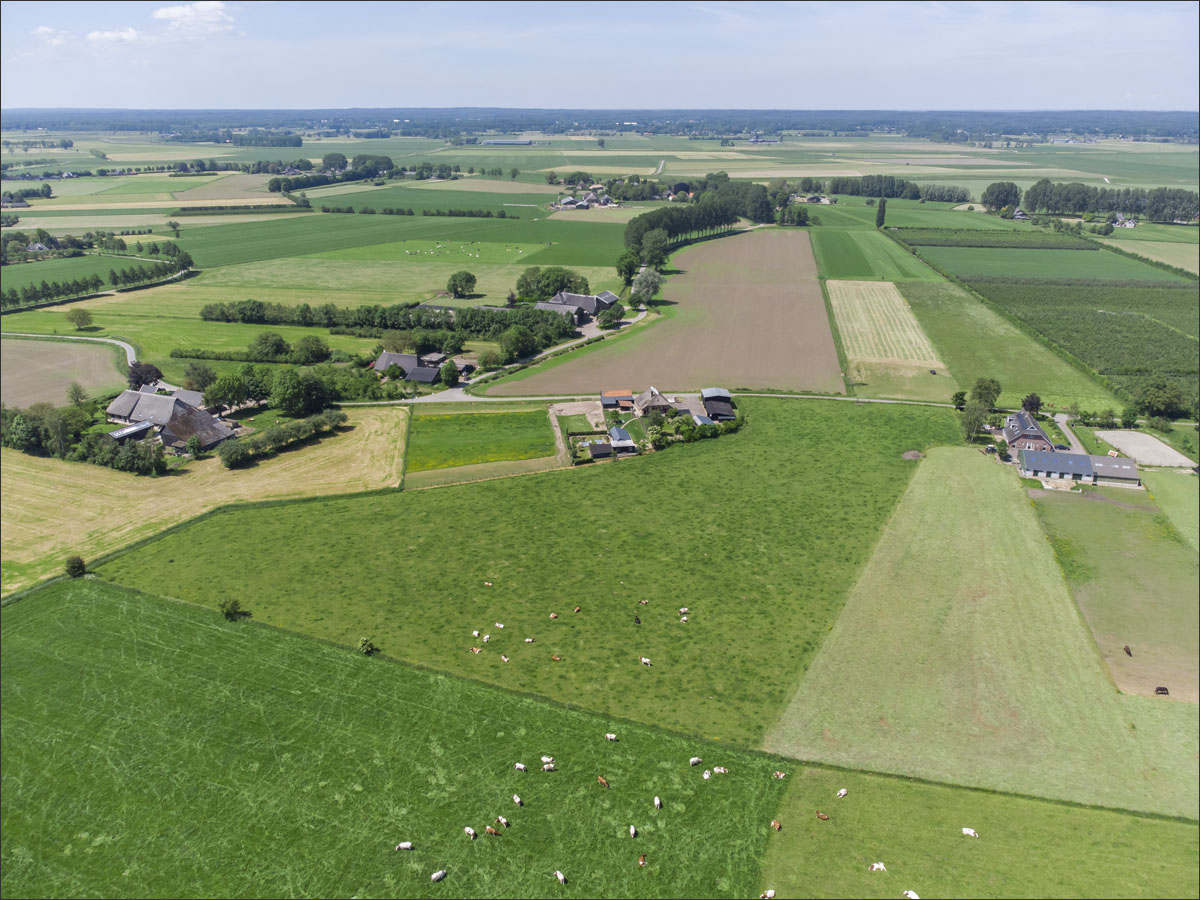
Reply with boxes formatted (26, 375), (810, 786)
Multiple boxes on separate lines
(1021, 393), (1042, 415)
(970, 377), (1002, 409)
(65, 308), (92, 330)
(981, 182), (1021, 212)
(446, 271), (477, 298)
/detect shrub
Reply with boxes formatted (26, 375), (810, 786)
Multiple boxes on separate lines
(358, 637), (379, 656)
(218, 598), (246, 621)
(1147, 415), (1174, 433)
(65, 555), (86, 578)
(217, 439), (252, 469)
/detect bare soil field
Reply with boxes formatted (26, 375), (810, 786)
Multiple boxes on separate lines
(1095, 430), (1197, 466)
(0, 407), (408, 595)
(489, 229), (843, 394)
(1, 337), (125, 407)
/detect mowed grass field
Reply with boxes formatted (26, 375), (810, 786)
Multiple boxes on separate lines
(765, 447), (1198, 819)
(0, 406), (408, 595)
(1097, 238), (1200, 274)
(1, 252), (131, 293)
(489, 229), (844, 395)
(0, 579), (788, 899)
(0, 337), (125, 407)
(898, 281), (1122, 410)
(1030, 486), (1199, 702)
(825, 280), (952, 402)
(918, 245), (1192, 282)
(1143, 470), (1200, 552)
(406, 410), (558, 473)
(99, 400), (961, 745)
(810, 229), (940, 282)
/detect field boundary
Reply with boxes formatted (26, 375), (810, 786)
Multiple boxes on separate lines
(0, 332), (130, 385)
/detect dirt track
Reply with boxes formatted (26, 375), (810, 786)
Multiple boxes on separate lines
(490, 229), (843, 394)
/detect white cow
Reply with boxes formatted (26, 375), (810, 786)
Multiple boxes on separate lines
(555, 870), (567, 884)
(760, 892), (776, 900)
(395, 841), (413, 851)
(513, 794), (522, 806)
(543, 763), (556, 772)
(605, 733), (618, 741)
(464, 827), (476, 840)
(541, 755), (554, 763)
(868, 862), (887, 872)
(472, 630), (480, 637)
(836, 788), (848, 799)
(713, 766), (728, 774)
(495, 623), (504, 628)
(514, 762), (526, 771)
(483, 634), (490, 643)
(431, 870), (447, 882)
(962, 827), (979, 838)
(689, 757), (702, 766)
(525, 638), (535, 643)
(702, 770), (712, 780)
(903, 892), (920, 899)
(640, 657), (652, 666)
(654, 796), (662, 809)
(629, 824), (637, 837)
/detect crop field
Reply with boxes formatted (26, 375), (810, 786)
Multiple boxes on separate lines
(898, 281), (1121, 410)
(0, 337), (125, 407)
(826, 280), (952, 402)
(1143, 471), (1200, 552)
(98, 400), (962, 745)
(1097, 238), (1200, 273)
(969, 280), (1199, 397)
(0, 406), (408, 595)
(893, 228), (1096, 249)
(406, 410), (558, 473)
(1030, 486), (1199, 702)
(810, 229), (940, 281)
(0, 252), (134, 293)
(759, 766), (1199, 900)
(918, 245), (1192, 282)
(765, 447), (1198, 819)
(488, 230), (844, 395)
(95, 176), (218, 196)
(0, 579), (788, 900)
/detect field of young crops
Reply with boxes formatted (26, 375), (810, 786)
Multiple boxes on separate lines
(892, 228), (1097, 249)
(918, 245), (1192, 281)
(810, 229), (939, 281)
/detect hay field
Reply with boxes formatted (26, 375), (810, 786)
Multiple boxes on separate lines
(489, 229), (844, 394)
(765, 447), (1198, 819)
(1143, 471), (1200, 553)
(406, 177), (561, 195)
(0, 406), (407, 595)
(1097, 238), (1199, 273)
(406, 410), (557, 472)
(0, 337), (125, 407)
(1030, 487), (1199, 702)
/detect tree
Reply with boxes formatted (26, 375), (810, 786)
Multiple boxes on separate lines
(950, 390), (967, 410)
(322, 152), (347, 171)
(65, 308), (92, 330)
(217, 438), (251, 468)
(1021, 393), (1042, 415)
(615, 250), (640, 285)
(510, 168), (519, 180)
(1121, 406), (1139, 429)
(358, 637), (379, 656)
(875, 198), (887, 228)
(291, 335), (331, 365)
(631, 268), (663, 304)
(65, 381), (88, 407)
(205, 373), (248, 408)
(128, 361), (163, 389)
(186, 434), (202, 457)
(166, 220), (181, 237)
(446, 270), (477, 298)
(440, 359), (459, 386)
(498, 325), (538, 363)
(970, 377), (1002, 409)
(597, 303), (625, 329)
(248, 331), (291, 361)
(218, 598), (247, 620)
(478, 349), (501, 369)
(545, 171), (559, 185)
(65, 555), (87, 578)
(596, 138), (605, 149)
(1135, 377), (1186, 418)
(641, 228), (670, 271)
(981, 182), (1021, 211)
(183, 361), (218, 391)
(960, 399), (989, 441)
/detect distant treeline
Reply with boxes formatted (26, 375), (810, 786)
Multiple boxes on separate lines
(5, 109), (1194, 140)
(319, 205), (514, 218)
(823, 175), (971, 202)
(1021, 179), (1198, 222)
(171, 204), (313, 216)
(1, 138), (73, 151)
(166, 129), (302, 146)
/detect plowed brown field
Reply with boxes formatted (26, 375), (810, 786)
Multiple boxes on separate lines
(489, 229), (843, 394)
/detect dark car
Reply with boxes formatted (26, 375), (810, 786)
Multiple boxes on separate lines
(1054, 443), (1069, 450)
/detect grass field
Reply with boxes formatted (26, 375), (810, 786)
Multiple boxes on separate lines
(0, 406), (408, 595)
(0, 579), (788, 899)
(760, 766), (1199, 900)
(765, 447), (1198, 819)
(97, 400), (961, 745)
(918, 245), (1192, 282)
(489, 230), (844, 395)
(406, 410), (557, 473)
(1030, 486), (1199, 701)
(1143, 470), (1200, 552)
(898, 281), (1121, 410)
(0, 337), (125, 407)
(1097, 238), (1200, 274)
(0, 252), (134, 293)
(810, 229), (940, 282)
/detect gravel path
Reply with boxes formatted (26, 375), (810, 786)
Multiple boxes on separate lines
(1094, 430), (1197, 467)
(4, 332), (139, 366)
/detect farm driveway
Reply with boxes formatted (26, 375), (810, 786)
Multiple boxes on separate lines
(488, 229), (843, 394)
(1095, 430), (1196, 467)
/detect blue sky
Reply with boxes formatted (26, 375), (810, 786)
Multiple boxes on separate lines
(2, 1), (1197, 110)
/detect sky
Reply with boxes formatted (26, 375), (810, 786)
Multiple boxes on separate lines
(1, 1), (1197, 111)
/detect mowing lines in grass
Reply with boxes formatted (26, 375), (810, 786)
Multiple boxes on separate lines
(406, 410), (557, 473)
(765, 447), (1198, 819)
(1, 337), (125, 407)
(1143, 471), (1200, 553)
(0, 580), (785, 899)
(826, 281), (943, 365)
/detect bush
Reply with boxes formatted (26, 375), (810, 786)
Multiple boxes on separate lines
(218, 598), (247, 621)
(358, 637), (379, 656)
(218, 439), (252, 469)
(1147, 415), (1174, 433)
(65, 555), (86, 578)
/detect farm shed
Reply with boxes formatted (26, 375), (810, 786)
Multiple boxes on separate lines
(634, 386), (674, 417)
(608, 426), (638, 454)
(602, 389), (634, 410)
(406, 367), (441, 384)
(701, 388), (736, 421)
(372, 351), (420, 374)
(108, 420), (154, 445)
(588, 441), (613, 459)
(171, 389), (206, 409)
(1089, 455), (1142, 487)
(536, 301), (584, 324)
(420, 352), (448, 368)
(693, 414), (716, 426)
(1018, 450), (1142, 488)
(548, 291), (616, 318)
(106, 390), (232, 450)
(1003, 410), (1054, 452)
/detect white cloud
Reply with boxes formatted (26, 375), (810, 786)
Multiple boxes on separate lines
(86, 27), (141, 43)
(32, 26), (73, 47)
(152, 1), (236, 36)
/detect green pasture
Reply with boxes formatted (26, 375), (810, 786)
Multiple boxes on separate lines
(99, 399), (962, 746)
(765, 447), (1198, 819)
(1096, 223), (1199, 244)
(760, 767), (1199, 900)
(310, 182), (554, 215)
(1, 253), (133, 293)
(97, 176), (218, 196)
(0, 579), (786, 899)
(1097, 238), (1200, 273)
(406, 410), (557, 473)
(1030, 485), (1199, 700)
(810, 229), (939, 281)
(918, 245), (1192, 281)
(1143, 471), (1200, 552)
(824, 196), (1036, 231)
(309, 239), (549, 265)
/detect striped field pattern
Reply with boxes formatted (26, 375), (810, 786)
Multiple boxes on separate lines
(827, 279), (945, 365)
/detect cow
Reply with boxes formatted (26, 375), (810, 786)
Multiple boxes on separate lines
(472, 630), (480, 637)
(395, 842), (413, 851)
(464, 827), (476, 840)
(771, 820), (782, 831)
(836, 788), (847, 799)
(638, 599), (649, 606)
(903, 892), (920, 899)
(680, 616), (688, 623)
(574, 606), (581, 613)
(605, 733), (618, 741)
(962, 827), (979, 838)
(703, 770), (712, 780)
(638, 854), (647, 868)
(772, 771), (787, 779)
(514, 762), (526, 771)
(525, 637), (535, 643)
(816, 812), (830, 821)
(550, 613), (558, 619)
(513, 794), (522, 806)
(555, 871), (567, 884)
(496, 816), (509, 828)
(484, 582), (492, 586)
(713, 766), (728, 774)
(640, 657), (652, 666)
(1124, 644), (1132, 657)
(501, 654), (510, 663)
(760, 892), (776, 900)
(868, 862), (886, 872)
(653, 796), (662, 809)
(679, 607), (689, 615)
(543, 763), (556, 771)
(495, 623), (504, 628)
(598, 775), (610, 788)
(551, 655), (562, 662)
(689, 757), (702, 766)
(629, 825), (637, 838)
(431, 870), (447, 882)
(634, 615), (641, 625)
(469, 647), (482, 654)
(486, 826), (499, 836)
(541, 755), (554, 763)
(483, 634), (490, 643)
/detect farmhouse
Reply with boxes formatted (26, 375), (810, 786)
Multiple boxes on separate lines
(372, 350), (448, 383)
(633, 386), (674, 417)
(701, 387), (736, 421)
(406, 367), (442, 385)
(1003, 410), (1054, 452)
(601, 389), (634, 411)
(1018, 450), (1142, 487)
(106, 390), (233, 451)
(547, 290), (617, 319)
(608, 425), (638, 454)
(535, 300), (584, 324)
